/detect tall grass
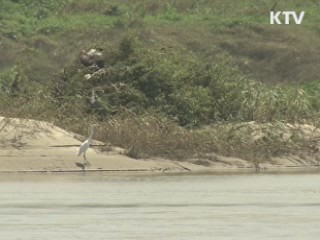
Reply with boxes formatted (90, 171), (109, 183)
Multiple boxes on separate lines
(92, 115), (318, 163)
(0, 41), (318, 126)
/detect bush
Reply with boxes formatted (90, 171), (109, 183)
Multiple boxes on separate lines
(0, 66), (19, 94)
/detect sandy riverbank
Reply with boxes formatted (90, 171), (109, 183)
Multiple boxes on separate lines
(0, 116), (319, 173)
(0, 116), (201, 173)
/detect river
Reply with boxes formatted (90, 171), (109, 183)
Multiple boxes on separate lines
(0, 171), (320, 239)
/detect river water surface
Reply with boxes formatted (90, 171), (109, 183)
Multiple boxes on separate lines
(1, 172), (320, 239)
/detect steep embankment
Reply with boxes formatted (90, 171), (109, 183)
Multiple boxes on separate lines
(1, 0), (320, 85)
(1, 1), (320, 168)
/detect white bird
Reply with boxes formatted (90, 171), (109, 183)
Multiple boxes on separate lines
(78, 125), (96, 166)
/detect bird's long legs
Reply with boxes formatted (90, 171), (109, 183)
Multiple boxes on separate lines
(83, 153), (91, 167)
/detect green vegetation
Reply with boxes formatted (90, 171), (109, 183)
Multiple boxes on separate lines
(1, 0), (320, 163)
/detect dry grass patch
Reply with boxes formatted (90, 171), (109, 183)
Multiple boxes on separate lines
(93, 116), (320, 166)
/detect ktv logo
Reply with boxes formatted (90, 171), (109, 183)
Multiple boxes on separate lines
(270, 11), (305, 25)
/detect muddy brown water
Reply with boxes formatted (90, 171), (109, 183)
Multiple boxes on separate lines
(1, 171), (320, 239)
